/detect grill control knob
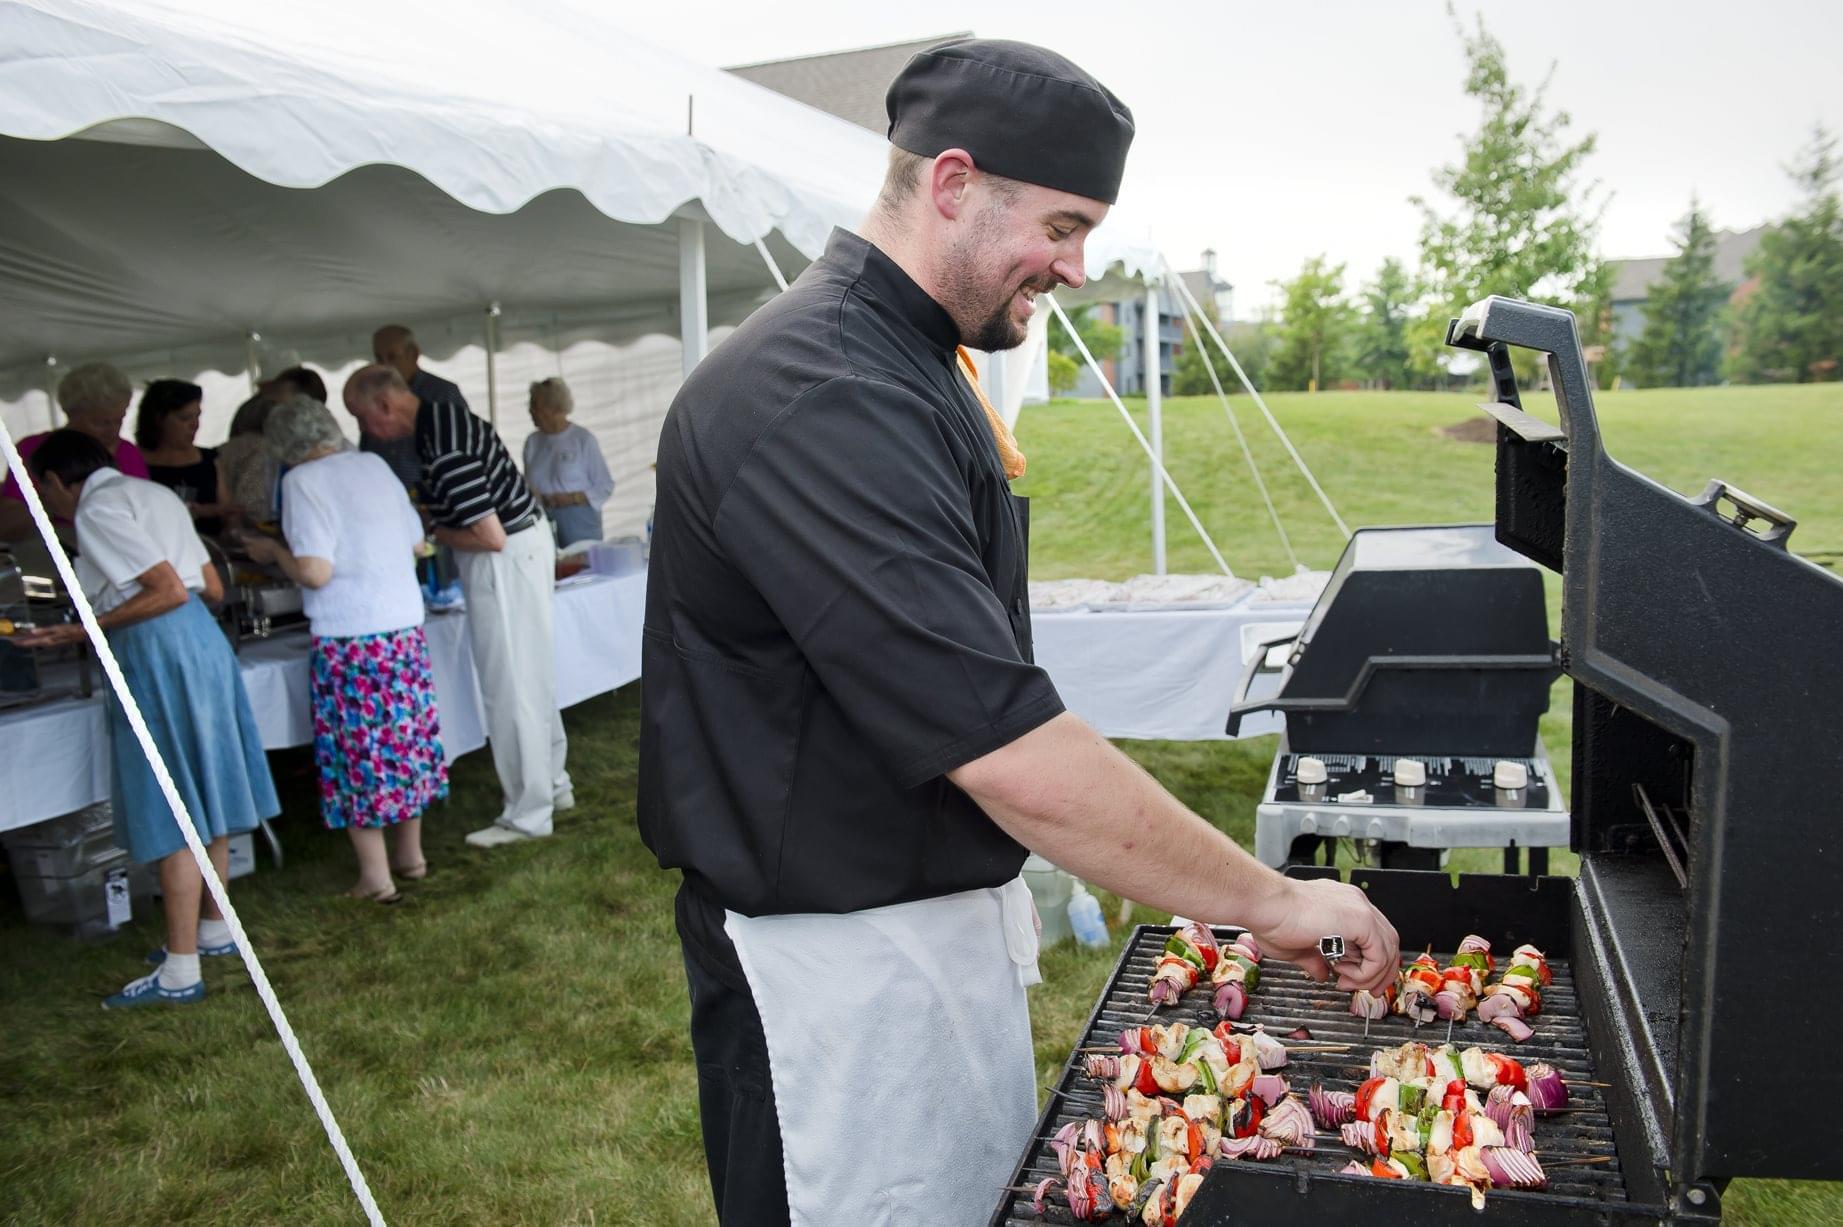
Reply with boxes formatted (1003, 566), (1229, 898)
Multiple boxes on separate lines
(1393, 759), (1427, 788)
(1297, 757), (1328, 786)
(1493, 760), (1529, 790)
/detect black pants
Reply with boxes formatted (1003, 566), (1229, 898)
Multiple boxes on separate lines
(683, 939), (791, 1226)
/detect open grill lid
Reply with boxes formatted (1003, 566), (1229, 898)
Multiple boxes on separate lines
(1447, 297), (1843, 1189)
(1225, 524), (1558, 756)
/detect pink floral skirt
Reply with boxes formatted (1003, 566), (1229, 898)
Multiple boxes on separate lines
(309, 626), (448, 829)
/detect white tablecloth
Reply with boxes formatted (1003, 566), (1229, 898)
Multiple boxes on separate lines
(1031, 597), (1311, 741)
(0, 570), (646, 832)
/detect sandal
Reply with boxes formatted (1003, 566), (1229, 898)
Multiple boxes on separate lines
(344, 884), (403, 905)
(391, 860), (429, 881)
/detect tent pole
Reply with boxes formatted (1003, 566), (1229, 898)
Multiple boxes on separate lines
(245, 331), (261, 399)
(44, 355), (59, 430)
(1145, 284), (1166, 576)
(678, 217), (709, 380)
(485, 302), (502, 428)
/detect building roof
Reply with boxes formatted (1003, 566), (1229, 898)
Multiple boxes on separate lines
(1609, 224), (1769, 302)
(725, 33), (972, 133)
(1178, 267), (1233, 303)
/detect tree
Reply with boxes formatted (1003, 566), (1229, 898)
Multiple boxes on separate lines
(1352, 258), (1415, 389)
(1269, 256), (1352, 391)
(1048, 302), (1124, 367)
(1729, 126), (1843, 383)
(1046, 350), (1080, 396)
(1413, 8), (1607, 381)
(1626, 199), (1727, 388)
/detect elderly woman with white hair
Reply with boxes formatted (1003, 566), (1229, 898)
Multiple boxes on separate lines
(0, 361), (151, 542)
(522, 376), (613, 548)
(239, 396), (447, 902)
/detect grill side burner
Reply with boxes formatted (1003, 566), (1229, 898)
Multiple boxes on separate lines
(991, 869), (1694, 1226)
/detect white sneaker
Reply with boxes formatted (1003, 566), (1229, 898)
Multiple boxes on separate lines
(464, 824), (543, 849)
(553, 789), (576, 813)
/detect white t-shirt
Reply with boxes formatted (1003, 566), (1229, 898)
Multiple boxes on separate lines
(74, 468), (210, 616)
(281, 451), (426, 639)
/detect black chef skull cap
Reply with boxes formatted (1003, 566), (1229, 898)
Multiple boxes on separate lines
(885, 38), (1134, 205)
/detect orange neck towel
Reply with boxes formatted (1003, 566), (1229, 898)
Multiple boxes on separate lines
(956, 346), (1027, 480)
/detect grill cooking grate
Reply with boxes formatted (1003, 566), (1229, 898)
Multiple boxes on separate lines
(992, 925), (1632, 1225)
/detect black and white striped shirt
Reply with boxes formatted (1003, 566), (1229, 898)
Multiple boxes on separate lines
(414, 397), (537, 532)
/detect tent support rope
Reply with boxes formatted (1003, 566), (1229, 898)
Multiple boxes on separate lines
(0, 421), (389, 1227)
(1162, 269), (1301, 570)
(753, 238), (789, 293)
(1164, 273), (1351, 540)
(1045, 294), (1234, 579)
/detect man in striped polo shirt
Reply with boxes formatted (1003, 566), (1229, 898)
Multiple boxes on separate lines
(344, 365), (573, 848)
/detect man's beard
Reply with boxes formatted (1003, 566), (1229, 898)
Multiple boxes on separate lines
(940, 212), (1053, 352)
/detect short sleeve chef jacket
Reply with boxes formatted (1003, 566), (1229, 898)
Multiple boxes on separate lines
(639, 229), (1064, 982)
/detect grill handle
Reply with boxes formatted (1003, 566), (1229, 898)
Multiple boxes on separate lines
(1695, 479), (1797, 548)
(1224, 630), (1299, 735)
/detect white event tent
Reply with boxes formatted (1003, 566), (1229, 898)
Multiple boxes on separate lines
(0, 0), (1160, 536)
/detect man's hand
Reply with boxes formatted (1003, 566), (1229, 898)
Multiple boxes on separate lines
(1247, 876), (1400, 994)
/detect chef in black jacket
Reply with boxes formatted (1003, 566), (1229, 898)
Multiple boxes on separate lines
(640, 38), (1400, 1225)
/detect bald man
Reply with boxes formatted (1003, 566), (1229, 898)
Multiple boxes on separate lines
(363, 325), (471, 490)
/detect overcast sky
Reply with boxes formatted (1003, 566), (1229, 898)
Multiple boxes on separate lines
(606, 0), (1839, 316)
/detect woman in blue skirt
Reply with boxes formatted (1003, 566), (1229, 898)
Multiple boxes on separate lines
(22, 431), (279, 1009)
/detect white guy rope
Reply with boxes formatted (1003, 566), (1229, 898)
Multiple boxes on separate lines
(1044, 294), (1234, 579)
(0, 422), (388, 1227)
(753, 237), (790, 292)
(1161, 270), (1301, 571)
(1164, 272), (1352, 540)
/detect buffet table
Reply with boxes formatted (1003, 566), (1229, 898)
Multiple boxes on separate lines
(0, 570), (646, 833)
(1029, 591), (1314, 742)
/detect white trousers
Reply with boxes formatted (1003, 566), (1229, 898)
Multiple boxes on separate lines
(454, 523), (571, 835)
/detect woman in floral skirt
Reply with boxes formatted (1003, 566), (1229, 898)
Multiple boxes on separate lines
(243, 396), (445, 901)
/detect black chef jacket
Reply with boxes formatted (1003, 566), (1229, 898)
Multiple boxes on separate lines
(639, 228), (1066, 989)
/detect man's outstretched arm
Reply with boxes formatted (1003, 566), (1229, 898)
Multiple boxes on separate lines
(950, 711), (1400, 990)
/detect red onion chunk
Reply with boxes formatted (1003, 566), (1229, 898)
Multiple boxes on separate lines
(1251, 1073), (1290, 1107)
(1217, 1134), (1284, 1161)
(1103, 1084), (1127, 1122)
(1232, 933), (1262, 962)
(1526, 1062), (1569, 1113)
(1083, 1119), (1105, 1153)
(1186, 922), (1222, 958)
(1434, 990), (1466, 1021)
(1483, 1085), (1517, 1131)
(1481, 1146), (1548, 1190)
(1339, 1159), (1372, 1176)
(1309, 1082), (1357, 1129)
(1351, 989), (1391, 1020)
(1149, 978), (1182, 1007)
(1084, 1054), (1117, 1080)
(1340, 1121), (1383, 1155)
(1050, 1122), (1078, 1176)
(1492, 1014), (1535, 1043)
(1286, 1026), (1313, 1041)
(1032, 1176), (1059, 1215)
(1214, 980), (1248, 1020)
(1477, 993), (1520, 1023)
(1259, 1096), (1315, 1149)
(1458, 934), (1493, 957)
(1505, 1111), (1535, 1154)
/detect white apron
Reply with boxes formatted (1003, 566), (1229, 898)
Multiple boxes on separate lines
(724, 876), (1042, 1226)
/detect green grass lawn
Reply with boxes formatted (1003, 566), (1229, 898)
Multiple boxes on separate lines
(1, 383), (1838, 1224)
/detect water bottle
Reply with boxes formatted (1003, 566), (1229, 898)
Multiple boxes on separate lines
(1068, 883), (1109, 948)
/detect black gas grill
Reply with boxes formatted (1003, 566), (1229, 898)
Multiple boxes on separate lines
(994, 296), (1843, 1223)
